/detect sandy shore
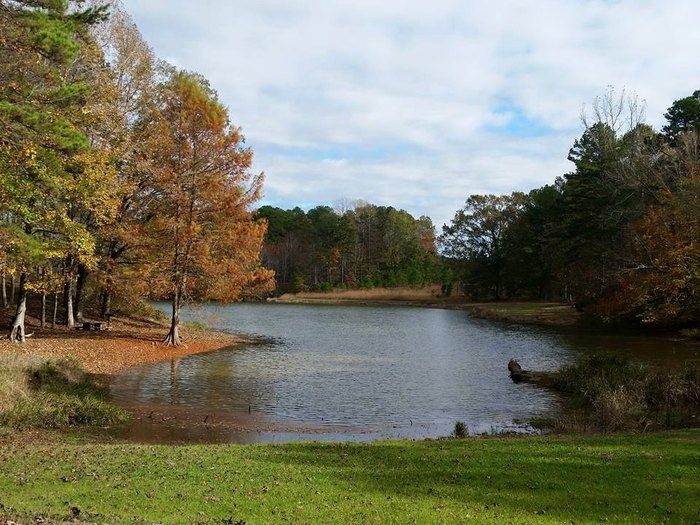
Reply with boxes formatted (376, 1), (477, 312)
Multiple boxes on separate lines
(0, 313), (243, 376)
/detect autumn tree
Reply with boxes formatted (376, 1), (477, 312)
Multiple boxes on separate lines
(142, 69), (273, 346)
(592, 129), (700, 327)
(0, 0), (109, 341)
(87, 0), (158, 318)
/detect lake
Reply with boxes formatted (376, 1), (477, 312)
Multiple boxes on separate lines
(109, 302), (700, 444)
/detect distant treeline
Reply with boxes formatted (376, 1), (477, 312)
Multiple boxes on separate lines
(440, 88), (700, 329)
(257, 203), (449, 293)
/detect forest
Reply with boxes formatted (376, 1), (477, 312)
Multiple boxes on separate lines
(3, 0), (700, 343)
(0, 0), (273, 345)
(440, 88), (700, 330)
(257, 203), (444, 293)
(257, 87), (700, 332)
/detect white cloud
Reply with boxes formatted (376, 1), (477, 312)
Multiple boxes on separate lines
(120, 0), (700, 227)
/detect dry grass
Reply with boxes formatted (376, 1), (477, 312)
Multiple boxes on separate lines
(279, 285), (444, 303)
(0, 353), (40, 413)
(548, 355), (700, 432)
(0, 354), (129, 429)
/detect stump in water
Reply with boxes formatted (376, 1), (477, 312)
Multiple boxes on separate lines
(507, 359), (553, 386)
(508, 359), (524, 382)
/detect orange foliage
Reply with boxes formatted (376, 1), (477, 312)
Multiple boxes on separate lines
(593, 199), (700, 327)
(139, 70), (274, 328)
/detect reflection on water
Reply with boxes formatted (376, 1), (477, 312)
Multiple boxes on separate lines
(110, 303), (700, 444)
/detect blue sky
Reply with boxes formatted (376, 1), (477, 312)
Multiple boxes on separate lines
(119, 0), (700, 228)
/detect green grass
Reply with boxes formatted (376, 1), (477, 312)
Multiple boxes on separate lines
(0, 355), (129, 429)
(467, 302), (581, 326)
(1, 432), (698, 524)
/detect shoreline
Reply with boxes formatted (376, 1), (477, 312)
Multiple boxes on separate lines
(0, 314), (247, 376)
(273, 288), (582, 326)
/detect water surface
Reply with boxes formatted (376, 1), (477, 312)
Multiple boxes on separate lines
(110, 303), (700, 443)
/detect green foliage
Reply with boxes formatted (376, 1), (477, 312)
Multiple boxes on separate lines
(259, 202), (438, 293)
(453, 420), (468, 438)
(0, 0), (115, 335)
(182, 319), (209, 331)
(1, 391), (127, 428)
(30, 10), (81, 61)
(440, 193), (526, 299)
(662, 90), (700, 143)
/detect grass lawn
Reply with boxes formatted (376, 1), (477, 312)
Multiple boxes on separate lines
(467, 302), (581, 326)
(1, 431), (698, 524)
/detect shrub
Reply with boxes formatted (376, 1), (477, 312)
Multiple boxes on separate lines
(549, 355), (700, 432)
(453, 421), (468, 438)
(2, 393), (128, 429)
(183, 319), (209, 331)
(0, 355), (129, 430)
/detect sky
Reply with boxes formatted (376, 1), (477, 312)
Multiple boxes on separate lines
(120, 0), (700, 228)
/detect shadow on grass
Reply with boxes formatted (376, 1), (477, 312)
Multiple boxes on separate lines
(258, 433), (700, 522)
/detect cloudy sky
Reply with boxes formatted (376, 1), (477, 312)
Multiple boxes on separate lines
(120, 0), (699, 228)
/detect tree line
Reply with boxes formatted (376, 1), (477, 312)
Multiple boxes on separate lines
(257, 203), (446, 293)
(440, 88), (700, 329)
(0, 0), (273, 344)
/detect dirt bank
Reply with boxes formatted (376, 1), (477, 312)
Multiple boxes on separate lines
(0, 312), (243, 376)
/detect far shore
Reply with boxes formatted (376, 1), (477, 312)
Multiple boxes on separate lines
(272, 286), (582, 326)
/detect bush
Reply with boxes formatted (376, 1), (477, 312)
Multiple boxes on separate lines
(549, 355), (700, 432)
(0, 356), (129, 430)
(183, 319), (209, 331)
(2, 393), (128, 429)
(453, 421), (468, 438)
(313, 282), (333, 293)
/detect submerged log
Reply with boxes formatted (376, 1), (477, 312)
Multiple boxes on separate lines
(507, 359), (552, 386)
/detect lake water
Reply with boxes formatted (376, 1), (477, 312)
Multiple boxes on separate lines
(110, 303), (700, 444)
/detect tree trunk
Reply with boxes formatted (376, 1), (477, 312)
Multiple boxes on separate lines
(64, 278), (75, 328)
(52, 292), (58, 329)
(7, 273), (28, 343)
(75, 264), (89, 323)
(100, 288), (112, 318)
(10, 273), (16, 305)
(1, 267), (7, 308)
(163, 288), (183, 346)
(41, 292), (46, 329)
